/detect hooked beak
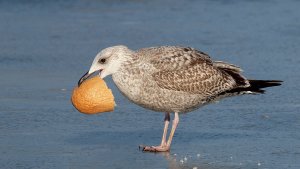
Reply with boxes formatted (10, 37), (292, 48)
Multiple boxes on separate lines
(78, 69), (103, 87)
(78, 71), (92, 87)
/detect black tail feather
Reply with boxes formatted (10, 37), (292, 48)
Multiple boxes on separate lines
(248, 80), (282, 88)
(247, 80), (282, 93)
(227, 80), (282, 94)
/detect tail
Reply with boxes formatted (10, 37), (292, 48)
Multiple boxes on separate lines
(214, 61), (283, 94)
(227, 80), (282, 95)
(211, 79), (282, 103)
(245, 80), (283, 94)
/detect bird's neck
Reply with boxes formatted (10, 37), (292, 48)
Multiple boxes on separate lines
(111, 57), (142, 102)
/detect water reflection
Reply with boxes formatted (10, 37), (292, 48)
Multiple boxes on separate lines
(152, 151), (238, 169)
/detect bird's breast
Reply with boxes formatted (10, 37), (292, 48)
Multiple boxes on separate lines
(112, 71), (143, 103)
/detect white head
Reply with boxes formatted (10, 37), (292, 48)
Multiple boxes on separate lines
(78, 45), (132, 86)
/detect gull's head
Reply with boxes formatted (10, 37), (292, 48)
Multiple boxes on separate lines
(78, 45), (132, 86)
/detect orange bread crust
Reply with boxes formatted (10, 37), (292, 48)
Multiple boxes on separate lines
(71, 76), (115, 114)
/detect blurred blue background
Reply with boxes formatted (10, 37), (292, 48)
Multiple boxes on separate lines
(0, 0), (299, 168)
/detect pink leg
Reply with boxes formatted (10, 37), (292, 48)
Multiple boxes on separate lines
(166, 112), (179, 148)
(142, 112), (179, 152)
(161, 113), (170, 147)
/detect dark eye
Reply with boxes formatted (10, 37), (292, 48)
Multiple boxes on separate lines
(99, 58), (106, 64)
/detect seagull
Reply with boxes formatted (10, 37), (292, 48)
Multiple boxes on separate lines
(78, 45), (282, 152)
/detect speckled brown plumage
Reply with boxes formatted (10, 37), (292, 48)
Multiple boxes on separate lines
(112, 46), (250, 113)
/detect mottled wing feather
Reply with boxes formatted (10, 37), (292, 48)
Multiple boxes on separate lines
(149, 47), (237, 95)
(153, 64), (236, 95)
(213, 61), (243, 73)
(138, 46), (212, 71)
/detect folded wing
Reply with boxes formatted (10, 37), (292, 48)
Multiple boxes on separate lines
(148, 46), (247, 97)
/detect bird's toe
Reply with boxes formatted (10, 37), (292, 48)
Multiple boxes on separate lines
(139, 145), (170, 152)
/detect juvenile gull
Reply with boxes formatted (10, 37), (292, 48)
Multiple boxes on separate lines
(78, 45), (282, 152)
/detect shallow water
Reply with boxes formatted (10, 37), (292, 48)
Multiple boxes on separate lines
(1, 0), (300, 168)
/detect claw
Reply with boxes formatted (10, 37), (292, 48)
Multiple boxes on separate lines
(139, 145), (146, 151)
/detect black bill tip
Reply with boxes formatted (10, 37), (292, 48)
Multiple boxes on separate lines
(78, 71), (91, 87)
